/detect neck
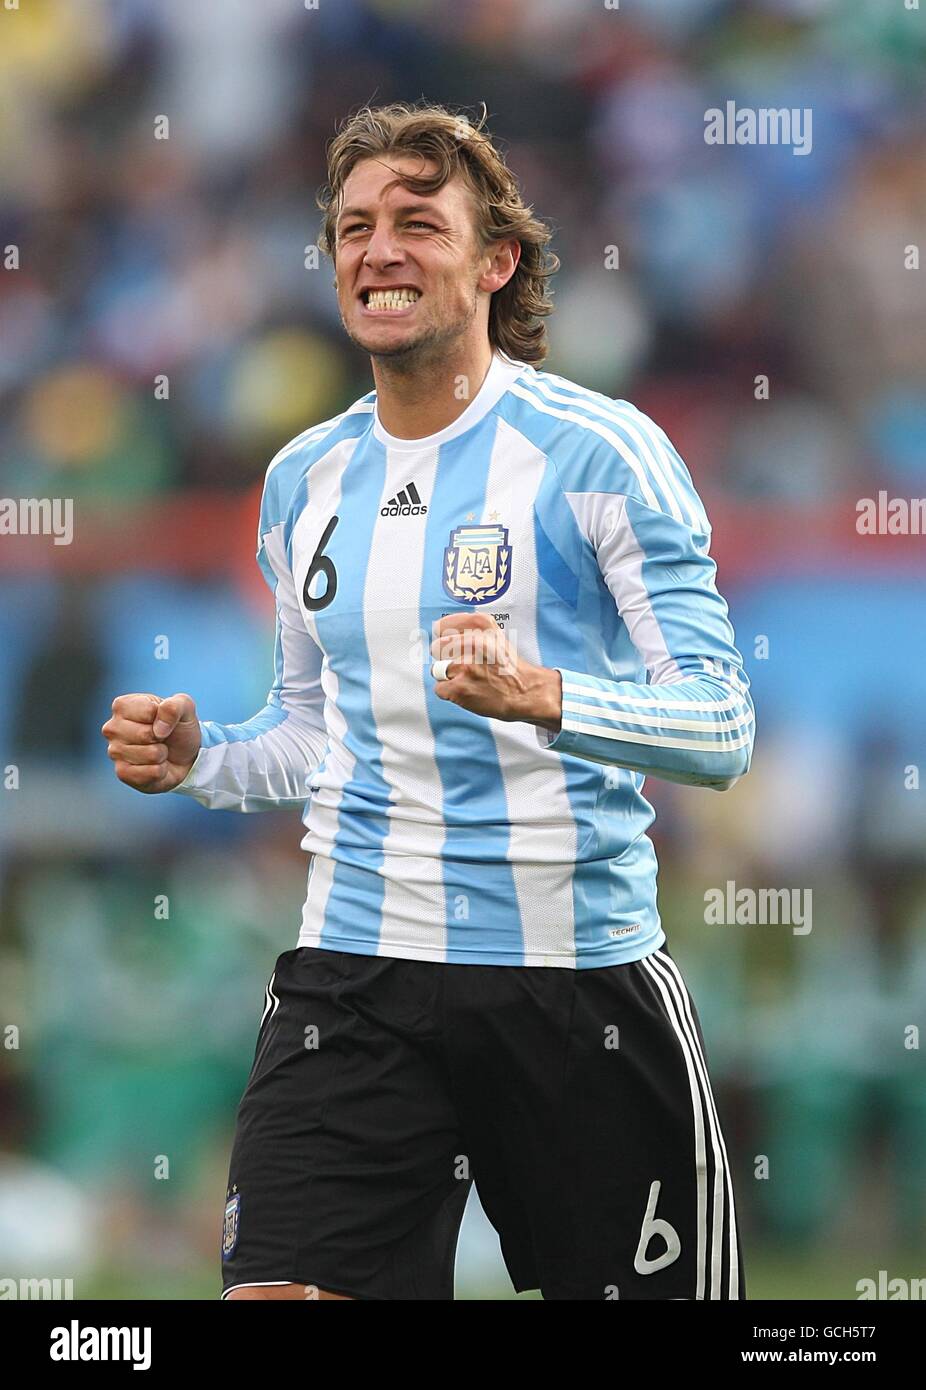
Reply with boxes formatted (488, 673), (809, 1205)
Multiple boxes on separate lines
(371, 339), (494, 439)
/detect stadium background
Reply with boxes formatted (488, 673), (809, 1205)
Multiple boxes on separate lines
(1, 0), (925, 1300)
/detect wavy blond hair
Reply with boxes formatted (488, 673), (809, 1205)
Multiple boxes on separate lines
(317, 101), (558, 366)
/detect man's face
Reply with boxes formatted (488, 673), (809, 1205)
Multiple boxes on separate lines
(333, 155), (490, 362)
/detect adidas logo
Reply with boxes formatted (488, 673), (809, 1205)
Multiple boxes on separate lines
(380, 481), (428, 517)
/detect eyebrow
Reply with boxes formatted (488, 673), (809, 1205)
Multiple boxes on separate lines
(337, 202), (443, 225)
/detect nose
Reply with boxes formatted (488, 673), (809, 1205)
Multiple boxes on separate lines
(363, 219), (405, 272)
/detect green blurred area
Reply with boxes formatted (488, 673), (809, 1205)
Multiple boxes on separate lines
(76, 1251), (926, 1302)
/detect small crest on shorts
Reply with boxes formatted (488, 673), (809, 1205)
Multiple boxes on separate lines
(222, 1189), (241, 1260)
(442, 524), (512, 604)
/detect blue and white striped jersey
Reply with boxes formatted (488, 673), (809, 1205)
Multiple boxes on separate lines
(174, 349), (755, 967)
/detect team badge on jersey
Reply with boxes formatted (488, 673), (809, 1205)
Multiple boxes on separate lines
(222, 1190), (241, 1260)
(442, 524), (512, 605)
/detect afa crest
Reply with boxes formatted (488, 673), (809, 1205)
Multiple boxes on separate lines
(222, 1191), (241, 1260)
(442, 524), (512, 605)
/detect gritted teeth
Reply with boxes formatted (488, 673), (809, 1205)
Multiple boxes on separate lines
(363, 288), (421, 310)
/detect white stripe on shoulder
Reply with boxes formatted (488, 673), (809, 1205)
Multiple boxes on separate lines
(508, 380), (663, 513)
(265, 397), (375, 482)
(612, 401), (708, 533)
(527, 375), (687, 524)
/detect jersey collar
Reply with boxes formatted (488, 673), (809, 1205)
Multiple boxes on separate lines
(371, 349), (530, 453)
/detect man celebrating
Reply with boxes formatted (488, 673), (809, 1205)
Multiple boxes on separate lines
(102, 102), (754, 1301)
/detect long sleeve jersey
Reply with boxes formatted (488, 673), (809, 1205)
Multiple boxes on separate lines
(173, 349), (755, 967)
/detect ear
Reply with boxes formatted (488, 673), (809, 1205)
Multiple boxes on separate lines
(478, 239), (521, 295)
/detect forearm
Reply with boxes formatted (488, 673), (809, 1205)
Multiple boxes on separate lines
(173, 703), (328, 811)
(535, 667), (755, 789)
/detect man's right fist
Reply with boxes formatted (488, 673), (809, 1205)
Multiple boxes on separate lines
(101, 692), (202, 795)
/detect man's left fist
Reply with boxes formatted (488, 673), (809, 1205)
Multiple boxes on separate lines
(430, 611), (562, 732)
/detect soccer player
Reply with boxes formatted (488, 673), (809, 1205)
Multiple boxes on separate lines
(101, 102), (755, 1301)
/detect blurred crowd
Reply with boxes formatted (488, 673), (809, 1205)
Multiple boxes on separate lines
(1, 0), (925, 1296)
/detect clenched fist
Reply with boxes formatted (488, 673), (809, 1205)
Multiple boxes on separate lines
(430, 612), (562, 730)
(101, 692), (202, 794)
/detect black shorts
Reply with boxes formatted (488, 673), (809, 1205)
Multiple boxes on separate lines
(220, 944), (744, 1300)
